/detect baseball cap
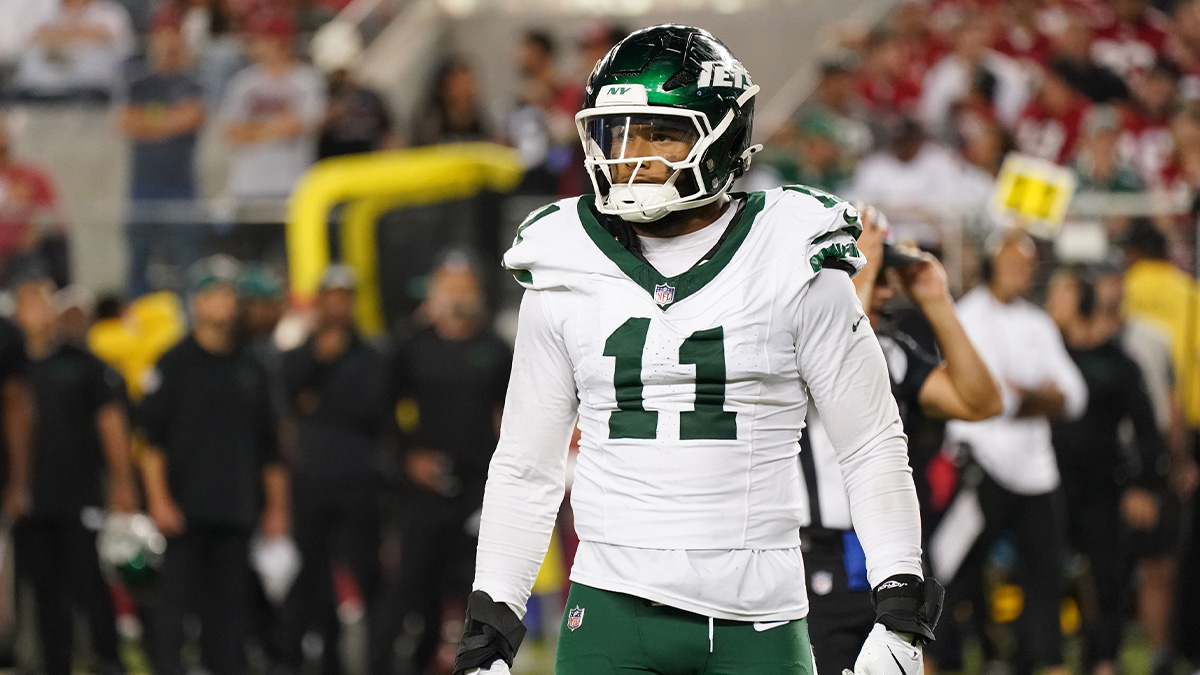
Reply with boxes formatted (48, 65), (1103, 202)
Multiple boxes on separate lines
(246, 11), (296, 39)
(319, 264), (358, 292)
(189, 255), (242, 294)
(237, 265), (284, 300)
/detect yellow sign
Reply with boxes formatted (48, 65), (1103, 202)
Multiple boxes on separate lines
(989, 153), (1077, 234)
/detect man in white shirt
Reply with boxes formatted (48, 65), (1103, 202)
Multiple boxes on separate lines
(453, 24), (942, 675)
(11, 0), (133, 100)
(219, 13), (325, 202)
(930, 229), (1087, 675)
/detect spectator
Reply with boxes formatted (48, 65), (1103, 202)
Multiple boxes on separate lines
(372, 254), (511, 675)
(137, 255), (290, 675)
(1119, 218), (1200, 431)
(508, 29), (574, 194)
(993, 0), (1054, 65)
(119, 10), (206, 299)
(11, 276), (135, 675)
(1015, 60), (1092, 164)
(180, 0), (247, 107)
(1160, 102), (1200, 194)
(411, 57), (490, 147)
(1091, 0), (1170, 83)
(1046, 7), (1130, 105)
(845, 117), (992, 210)
(0, 120), (64, 282)
(1073, 105), (1145, 193)
(761, 112), (853, 193)
(1120, 59), (1180, 187)
(857, 28), (924, 125)
(919, 11), (1030, 139)
(933, 229), (1088, 675)
(960, 116), (1014, 178)
(277, 265), (388, 675)
(800, 49), (874, 160)
(312, 21), (397, 159)
(0, 0), (59, 79)
(10, 0), (134, 101)
(219, 11), (325, 202)
(1045, 268), (1166, 675)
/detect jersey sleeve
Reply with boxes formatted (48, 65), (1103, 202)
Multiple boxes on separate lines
(502, 202), (568, 290)
(473, 290), (579, 615)
(796, 269), (923, 585)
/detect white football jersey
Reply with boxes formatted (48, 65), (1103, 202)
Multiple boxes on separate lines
(473, 186), (923, 621)
(507, 188), (863, 550)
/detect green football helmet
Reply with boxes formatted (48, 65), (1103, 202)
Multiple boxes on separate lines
(575, 24), (762, 223)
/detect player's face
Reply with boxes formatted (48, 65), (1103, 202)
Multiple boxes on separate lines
(585, 114), (700, 186)
(609, 121), (695, 184)
(193, 284), (239, 331)
(317, 288), (355, 328)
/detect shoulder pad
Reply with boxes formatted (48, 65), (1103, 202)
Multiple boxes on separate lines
(503, 197), (594, 291)
(766, 186), (865, 276)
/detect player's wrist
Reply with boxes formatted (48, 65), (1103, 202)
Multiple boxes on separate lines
(871, 574), (944, 644)
(453, 590), (527, 674)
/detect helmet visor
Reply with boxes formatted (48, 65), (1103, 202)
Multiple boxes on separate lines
(583, 113), (703, 184)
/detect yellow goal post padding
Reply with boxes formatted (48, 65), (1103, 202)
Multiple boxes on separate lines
(287, 143), (525, 334)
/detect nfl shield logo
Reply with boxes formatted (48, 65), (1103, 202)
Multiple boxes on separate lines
(567, 606), (585, 631)
(653, 283), (675, 305)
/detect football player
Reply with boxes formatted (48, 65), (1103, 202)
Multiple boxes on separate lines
(453, 25), (941, 675)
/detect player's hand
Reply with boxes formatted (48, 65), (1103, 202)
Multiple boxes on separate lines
(845, 624), (923, 675)
(896, 253), (952, 310)
(466, 662), (512, 675)
(1121, 488), (1159, 530)
(2, 483), (27, 522)
(148, 495), (186, 537)
(260, 504), (290, 539)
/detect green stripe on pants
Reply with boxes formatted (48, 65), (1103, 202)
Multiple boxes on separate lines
(555, 583), (816, 675)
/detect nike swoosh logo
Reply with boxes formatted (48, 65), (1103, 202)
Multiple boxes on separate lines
(752, 620), (790, 632)
(852, 316), (865, 332)
(888, 646), (910, 675)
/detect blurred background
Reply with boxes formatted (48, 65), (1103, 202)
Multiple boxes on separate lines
(0, 0), (1199, 674)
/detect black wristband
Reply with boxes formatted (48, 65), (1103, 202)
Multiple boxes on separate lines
(452, 591), (528, 673)
(871, 574), (945, 644)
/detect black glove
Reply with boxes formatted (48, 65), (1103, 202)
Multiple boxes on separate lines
(871, 574), (944, 644)
(453, 591), (527, 674)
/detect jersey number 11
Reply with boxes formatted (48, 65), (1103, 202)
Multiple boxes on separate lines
(603, 317), (737, 441)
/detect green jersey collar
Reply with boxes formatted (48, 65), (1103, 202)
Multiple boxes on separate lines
(577, 191), (765, 310)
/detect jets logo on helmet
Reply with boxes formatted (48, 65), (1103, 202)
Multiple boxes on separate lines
(575, 24), (763, 223)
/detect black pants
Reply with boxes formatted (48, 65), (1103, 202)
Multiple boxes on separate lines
(149, 526), (251, 675)
(370, 493), (478, 675)
(802, 529), (875, 675)
(1179, 471), (1200, 664)
(1064, 488), (1128, 669)
(13, 518), (123, 675)
(931, 476), (1066, 675)
(275, 485), (381, 675)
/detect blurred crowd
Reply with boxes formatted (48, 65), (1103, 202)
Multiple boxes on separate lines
(750, 0), (1200, 261)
